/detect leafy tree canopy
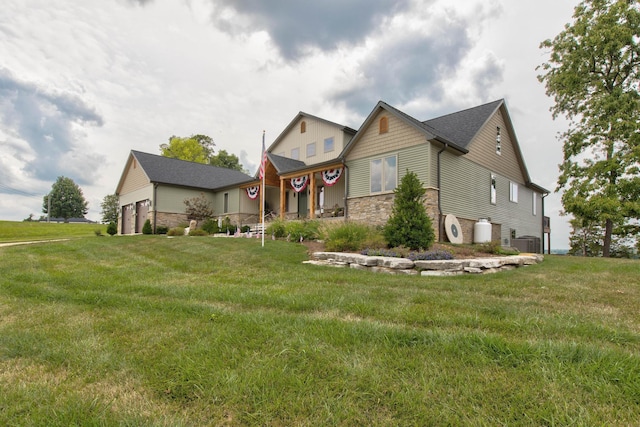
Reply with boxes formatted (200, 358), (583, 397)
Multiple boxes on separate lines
(209, 149), (246, 172)
(160, 134), (215, 164)
(42, 176), (88, 222)
(538, 0), (640, 256)
(100, 193), (119, 224)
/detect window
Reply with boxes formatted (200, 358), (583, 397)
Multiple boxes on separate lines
(490, 174), (497, 205)
(324, 136), (334, 153)
(370, 155), (397, 193)
(223, 193), (229, 213)
(291, 147), (299, 160)
(300, 121), (306, 133)
(306, 142), (316, 158)
(532, 192), (537, 215)
(510, 182), (518, 203)
(496, 127), (501, 155)
(379, 116), (389, 134)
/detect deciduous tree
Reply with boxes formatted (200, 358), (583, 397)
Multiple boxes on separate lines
(100, 193), (119, 224)
(42, 176), (88, 222)
(160, 134), (215, 164)
(209, 149), (246, 172)
(538, 0), (640, 257)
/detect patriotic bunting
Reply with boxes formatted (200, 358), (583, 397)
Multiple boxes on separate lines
(246, 186), (260, 200)
(290, 175), (309, 193)
(321, 168), (343, 186)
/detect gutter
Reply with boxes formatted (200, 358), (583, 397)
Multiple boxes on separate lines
(153, 183), (158, 234)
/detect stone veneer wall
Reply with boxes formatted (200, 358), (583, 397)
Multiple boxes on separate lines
(155, 211), (189, 229)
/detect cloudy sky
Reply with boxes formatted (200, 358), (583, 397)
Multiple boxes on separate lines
(1, 0), (577, 248)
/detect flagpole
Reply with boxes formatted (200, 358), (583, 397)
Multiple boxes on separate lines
(261, 130), (265, 248)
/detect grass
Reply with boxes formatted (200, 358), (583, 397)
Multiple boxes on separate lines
(0, 220), (106, 243)
(0, 234), (639, 425)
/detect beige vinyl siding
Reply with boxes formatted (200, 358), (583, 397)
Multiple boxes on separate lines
(317, 181), (345, 210)
(439, 151), (542, 244)
(347, 144), (430, 198)
(156, 186), (214, 214)
(271, 118), (348, 166)
(465, 107), (526, 184)
(118, 185), (153, 207)
(345, 111), (426, 161)
(119, 159), (150, 194)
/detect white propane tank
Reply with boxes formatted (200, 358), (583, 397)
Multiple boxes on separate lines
(474, 218), (492, 243)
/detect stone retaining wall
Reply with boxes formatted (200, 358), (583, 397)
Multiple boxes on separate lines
(306, 252), (543, 276)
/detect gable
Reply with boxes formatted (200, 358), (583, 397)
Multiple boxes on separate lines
(268, 113), (355, 166)
(117, 155), (150, 195)
(344, 109), (428, 161)
(465, 105), (528, 184)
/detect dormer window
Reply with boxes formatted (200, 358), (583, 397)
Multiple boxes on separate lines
(379, 116), (389, 134)
(496, 127), (501, 155)
(301, 121), (306, 133)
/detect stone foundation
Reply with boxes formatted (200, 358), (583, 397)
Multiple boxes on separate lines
(307, 252), (543, 276)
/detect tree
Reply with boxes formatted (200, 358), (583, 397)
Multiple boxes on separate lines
(538, 0), (640, 257)
(184, 193), (215, 223)
(384, 171), (435, 250)
(42, 176), (88, 222)
(209, 149), (246, 172)
(100, 193), (119, 224)
(569, 215), (638, 257)
(160, 134), (215, 164)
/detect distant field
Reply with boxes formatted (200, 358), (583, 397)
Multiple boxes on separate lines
(0, 236), (638, 425)
(0, 220), (106, 243)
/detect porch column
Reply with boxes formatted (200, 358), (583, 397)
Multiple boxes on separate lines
(280, 178), (286, 220)
(309, 173), (316, 219)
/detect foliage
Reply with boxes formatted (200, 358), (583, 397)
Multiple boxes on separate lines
(167, 227), (185, 236)
(159, 134), (215, 164)
(188, 229), (208, 236)
(155, 225), (168, 235)
(266, 218), (287, 238)
(476, 240), (520, 256)
(142, 219), (152, 235)
(209, 149), (246, 172)
(106, 222), (117, 236)
(42, 176), (89, 222)
(22, 214), (35, 222)
(325, 222), (385, 252)
(200, 218), (219, 235)
(218, 217), (236, 234)
(94, 229), (103, 236)
(383, 171), (435, 250)
(569, 216), (638, 257)
(1, 238), (638, 425)
(538, 0), (640, 256)
(100, 194), (119, 224)
(183, 193), (214, 222)
(285, 220), (320, 242)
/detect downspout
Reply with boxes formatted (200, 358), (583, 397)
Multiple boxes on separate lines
(343, 164), (349, 220)
(541, 192), (548, 254)
(436, 142), (448, 242)
(152, 183), (158, 234)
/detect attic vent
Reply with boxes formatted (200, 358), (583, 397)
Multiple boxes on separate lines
(496, 127), (501, 155)
(379, 116), (389, 134)
(301, 121), (306, 133)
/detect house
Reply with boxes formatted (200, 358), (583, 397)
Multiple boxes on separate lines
(115, 99), (548, 250)
(115, 151), (254, 234)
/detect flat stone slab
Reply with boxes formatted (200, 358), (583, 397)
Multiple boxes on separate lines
(310, 252), (543, 276)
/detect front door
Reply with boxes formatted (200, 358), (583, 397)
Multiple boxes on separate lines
(297, 191), (307, 218)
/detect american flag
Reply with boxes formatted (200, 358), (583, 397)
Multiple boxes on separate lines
(258, 131), (267, 180)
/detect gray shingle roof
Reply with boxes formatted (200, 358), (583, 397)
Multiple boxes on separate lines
(131, 150), (253, 190)
(267, 153), (307, 174)
(423, 99), (503, 149)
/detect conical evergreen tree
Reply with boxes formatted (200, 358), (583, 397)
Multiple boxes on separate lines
(384, 171), (434, 250)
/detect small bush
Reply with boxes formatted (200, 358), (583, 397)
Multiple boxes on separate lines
(285, 220), (320, 242)
(325, 222), (384, 252)
(266, 218), (287, 238)
(189, 229), (208, 236)
(167, 227), (185, 236)
(477, 240), (519, 255)
(142, 219), (152, 235)
(155, 225), (168, 235)
(241, 225), (251, 233)
(94, 229), (103, 236)
(106, 222), (117, 236)
(201, 219), (219, 235)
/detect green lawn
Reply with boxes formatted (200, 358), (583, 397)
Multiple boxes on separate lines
(0, 235), (638, 426)
(0, 220), (106, 243)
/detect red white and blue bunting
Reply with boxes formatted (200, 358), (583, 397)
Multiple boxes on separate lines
(321, 168), (343, 186)
(246, 186), (260, 200)
(290, 175), (309, 193)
